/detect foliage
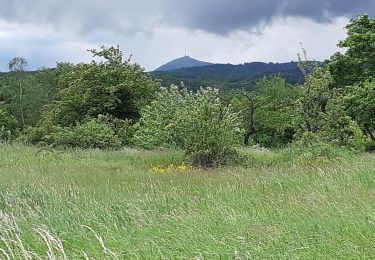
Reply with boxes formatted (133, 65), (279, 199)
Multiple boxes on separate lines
(135, 86), (243, 167)
(133, 84), (193, 149)
(229, 76), (296, 148)
(324, 15), (375, 148)
(294, 65), (332, 134)
(293, 62), (369, 151)
(171, 87), (243, 167)
(152, 61), (303, 91)
(327, 14), (375, 88)
(342, 80), (375, 146)
(0, 68), (59, 129)
(0, 105), (18, 141)
(21, 46), (160, 148)
(43, 46), (159, 127)
(322, 98), (370, 151)
(24, 116), (122, 149)
(7, 56), (28, 131)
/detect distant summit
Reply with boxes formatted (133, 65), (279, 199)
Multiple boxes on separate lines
(154, 55), (213, 72)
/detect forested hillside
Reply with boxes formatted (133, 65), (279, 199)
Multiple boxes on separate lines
(152, 61), (304, 90)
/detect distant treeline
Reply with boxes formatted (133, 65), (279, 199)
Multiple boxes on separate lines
(151, 61), (306, 90)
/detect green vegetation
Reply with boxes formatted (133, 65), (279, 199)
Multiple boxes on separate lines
(1, 15), (374, 155)
(1, 144), (375, 258)
(151, 61), (304, 91)
(0, 14), (375, 259)
(135, 85), (242, 167)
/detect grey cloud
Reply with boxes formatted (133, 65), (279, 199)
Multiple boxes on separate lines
(0, 0), (163, 37)
(163, 0), (375, 34)
(0, 0), (374, 36)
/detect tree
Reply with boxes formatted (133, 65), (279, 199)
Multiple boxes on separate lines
(293, 45), (369, 150)
(295, 68), (332, 134)
(343, 81), (375, 143)
(8, 57), (28, 131)
(325, 15), (375, 148)
(42, 46), (160, 127)
(327, 14), (375, 88)
(242, 91), (261, 146)
(231, 76), (295, 147)
(133, 84), (193, 149)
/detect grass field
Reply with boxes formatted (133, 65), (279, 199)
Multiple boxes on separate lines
(0, 144), (375, 259)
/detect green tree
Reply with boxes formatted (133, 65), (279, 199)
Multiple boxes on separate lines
(324, 15), (375, 148)
(295, 68), (332, 134)
(293, 54), (368, 150)
(43, 46), (159, 127)
(343, 81), (375, 143)
(230, 76), (296, 147)
(0, 67), (59, 129)
(327, 14), (375, 88)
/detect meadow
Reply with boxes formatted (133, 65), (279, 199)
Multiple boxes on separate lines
(0, 144), (375, 259)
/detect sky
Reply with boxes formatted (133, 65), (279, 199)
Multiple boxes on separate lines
(0, 0), (374, 71)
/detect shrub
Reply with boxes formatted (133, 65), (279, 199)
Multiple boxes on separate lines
(133, 85), (192, 149)
(135, 86), (243, 167)
(0, 107), (18, 142)
(67, 118), (121, 149)
(23, 117), (122, 149)
(93, 114), (134, 146)
(285, 132), (352, 166)
(171, 88), (243, 167)
(299, 94), (370, 152)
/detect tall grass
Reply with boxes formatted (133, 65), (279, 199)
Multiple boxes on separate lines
(0, 144), (375, 258)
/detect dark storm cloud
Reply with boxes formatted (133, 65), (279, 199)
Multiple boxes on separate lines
(0, 0), (374, 36)
(162, 0), (375, 34)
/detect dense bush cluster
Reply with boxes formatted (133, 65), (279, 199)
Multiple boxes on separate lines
(24, 116), (131, 149)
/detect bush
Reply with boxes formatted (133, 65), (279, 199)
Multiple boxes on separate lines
(284, 132), (352, 166)
(0, 107), (18, 142)
(23, 117), (122, 149)
(171, 88), (243, 167)
(93, 114), (134, 146)
(133, 85), (192, 149)
(65, 119), (121, 149)
(135, 86), (243, 167)
(321, 99), (369, 151)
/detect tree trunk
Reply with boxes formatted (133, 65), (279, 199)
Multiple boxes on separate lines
(365, 126), (375, 143)
(244, 106), (255, 146)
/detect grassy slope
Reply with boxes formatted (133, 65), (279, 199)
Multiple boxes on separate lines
(0, 144), (375, 259)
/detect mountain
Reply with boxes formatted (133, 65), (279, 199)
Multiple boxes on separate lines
(151, 61), (304, 90)
(154, 56), (213, 72)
